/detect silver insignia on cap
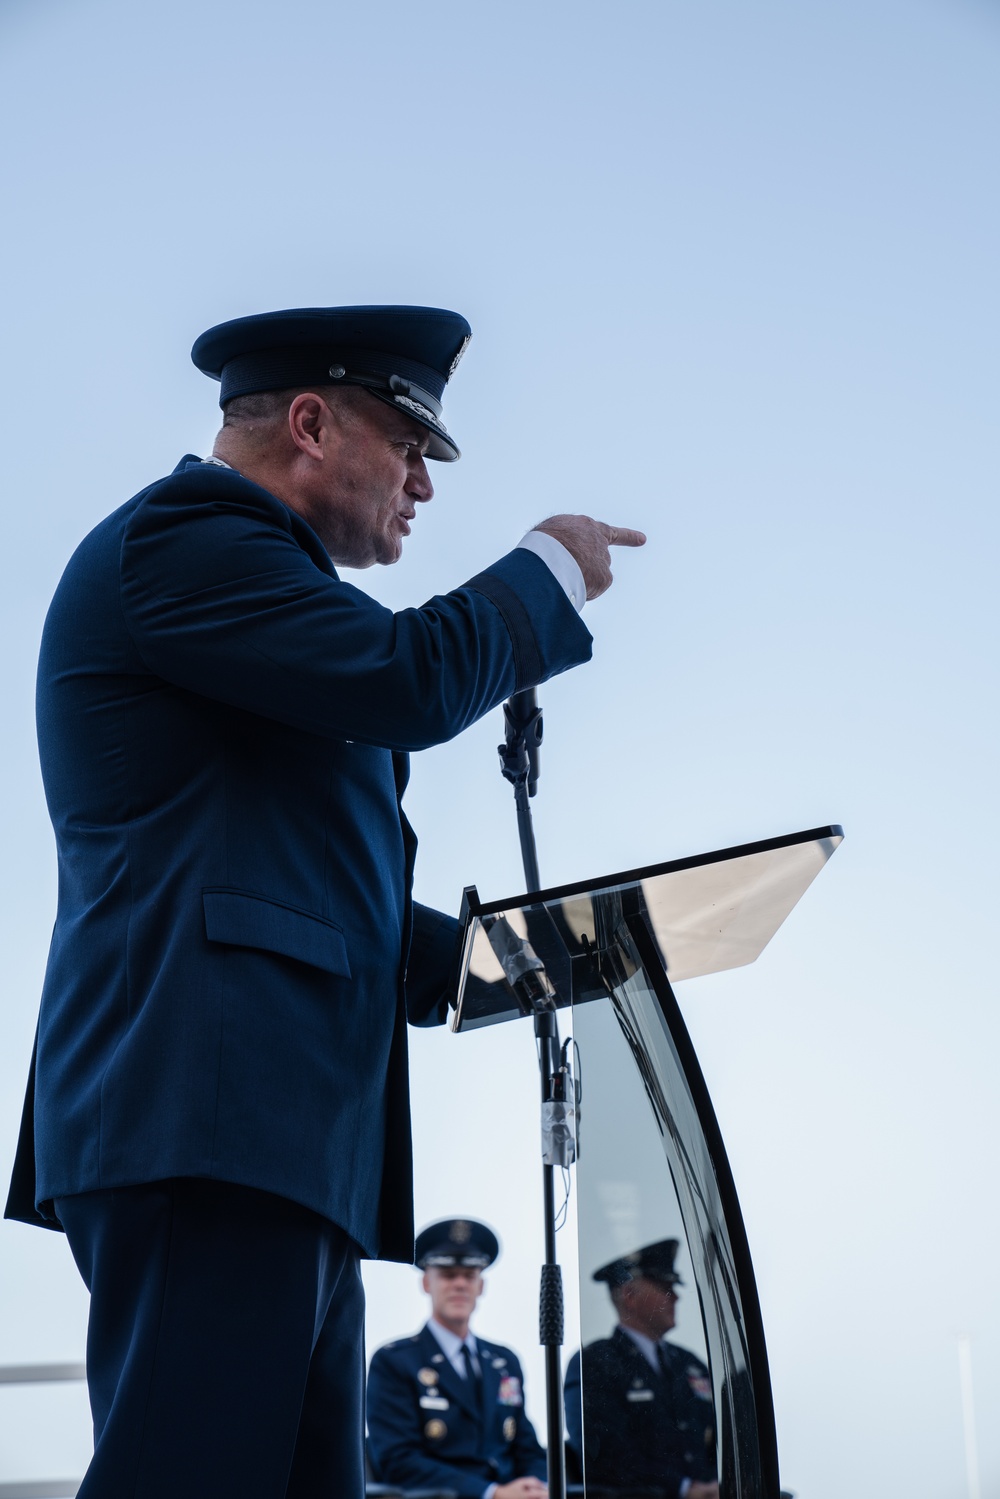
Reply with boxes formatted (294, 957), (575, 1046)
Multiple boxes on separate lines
(394, 394), (446, 430)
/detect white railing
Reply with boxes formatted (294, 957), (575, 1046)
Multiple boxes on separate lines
(0, 1485), (79, 1498)
(0, 1363), (85, 1499)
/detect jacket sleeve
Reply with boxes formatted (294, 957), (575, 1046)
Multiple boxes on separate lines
(405, 904), (459, 1027)
(405, 905), (511, 1029)
(120, 467), (592, 752)
(367, 1348), (485, 1499)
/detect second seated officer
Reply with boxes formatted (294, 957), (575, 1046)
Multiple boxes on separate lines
(368, 1219), (547, 1499)
(564, 1239), (718, 1499)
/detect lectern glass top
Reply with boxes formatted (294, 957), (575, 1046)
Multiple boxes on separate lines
(451, 825), (842, 1032)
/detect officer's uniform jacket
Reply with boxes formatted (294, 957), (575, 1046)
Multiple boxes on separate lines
(565, 1328), (716, 1499)
(5, 456), (591, 1260)
(367, 1323), (546, 1497)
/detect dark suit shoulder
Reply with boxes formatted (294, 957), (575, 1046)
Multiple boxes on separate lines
(475, 1338), (522, 1368)
(371, 1333), (425, 1360)
(660, 1340), (710, 1376)
(130, 456), (298, 535)
(578, 1334), (624, 1363)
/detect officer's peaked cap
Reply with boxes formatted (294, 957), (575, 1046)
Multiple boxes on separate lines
(191, 305), (471, 462)
(593, 1238), (683, 1289)
(415, 1219), (500, 1270)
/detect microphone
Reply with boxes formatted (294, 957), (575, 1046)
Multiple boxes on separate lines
(483, 914), (555, 1015)
(500, 689), (543, 798)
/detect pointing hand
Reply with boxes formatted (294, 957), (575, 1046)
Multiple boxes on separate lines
(532, 514), (646, 601)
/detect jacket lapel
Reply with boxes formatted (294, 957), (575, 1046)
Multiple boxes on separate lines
(613, 1325), (659, 1384)
(478, 1339), (503, 1426)
(420, 1324), (480, 1421)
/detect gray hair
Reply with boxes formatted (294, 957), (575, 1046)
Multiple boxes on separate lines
(221, 384), (370, 432)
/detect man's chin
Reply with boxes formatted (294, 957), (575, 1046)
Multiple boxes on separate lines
(374, 537), (404, 567)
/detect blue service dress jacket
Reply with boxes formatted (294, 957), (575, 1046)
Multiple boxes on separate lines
(367, 1323), (546, 1497)
(4, 455), (592, 1261)
(564, 1328), (717, 1499)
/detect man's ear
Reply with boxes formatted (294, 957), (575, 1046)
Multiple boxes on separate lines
(287, 392), (331, 460)
(422, 1271), (432, 1295)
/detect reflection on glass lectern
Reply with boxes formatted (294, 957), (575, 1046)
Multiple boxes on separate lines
(452, 825), (843, 1499)
(567, 989), (720, 1499)
(566, 1236), (717, 1498)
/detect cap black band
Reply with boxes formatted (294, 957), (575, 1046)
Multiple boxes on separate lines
(219, 347), (448, 406)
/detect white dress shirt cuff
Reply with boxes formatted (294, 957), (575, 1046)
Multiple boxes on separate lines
(516, 530), (586, 613)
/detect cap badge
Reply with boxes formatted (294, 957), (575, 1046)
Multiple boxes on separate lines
(451, 1220), (471, 1243)
(394, 393), (445, 429)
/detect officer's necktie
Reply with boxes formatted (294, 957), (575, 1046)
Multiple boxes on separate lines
(655, 1342), (671, 1382)
(460, 1342), (484, 1418)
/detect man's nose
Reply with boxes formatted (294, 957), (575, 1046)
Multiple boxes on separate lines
(408, 455), (434, 502)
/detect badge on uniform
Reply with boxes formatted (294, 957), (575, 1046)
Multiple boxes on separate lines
(687, 1368), (713, 1401)
(498, 1374), (522, 1406)
(418, 1368), (439, 1386)
(503, 1416), (517, 1442)
(627, 1387), (654, 1402)
(424, 1419), (448, 1441)
(419, 1395), (449, 1410)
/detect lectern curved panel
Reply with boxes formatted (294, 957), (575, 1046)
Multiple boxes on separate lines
(570, 914), (777, 1498)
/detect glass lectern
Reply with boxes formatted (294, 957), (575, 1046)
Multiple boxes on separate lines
(451, 825), (843, 1499)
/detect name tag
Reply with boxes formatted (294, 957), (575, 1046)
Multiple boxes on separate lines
(419, 1396), (450, 1410)
(627, 1389), (655, 1402)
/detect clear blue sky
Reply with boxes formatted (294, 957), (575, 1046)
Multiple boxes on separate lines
(1, 1), (997, 1494)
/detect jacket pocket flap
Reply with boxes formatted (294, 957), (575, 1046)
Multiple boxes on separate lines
(203, 890), (351, 977)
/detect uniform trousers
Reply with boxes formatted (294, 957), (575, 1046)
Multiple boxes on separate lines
(56, 1177), (365, 1499)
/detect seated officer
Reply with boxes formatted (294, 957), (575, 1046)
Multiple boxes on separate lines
(367, 1219), (547, 1499)
(564, 1239), (718, 1499)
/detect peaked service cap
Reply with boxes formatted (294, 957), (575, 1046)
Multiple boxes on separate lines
(415, 1218), (500, 1270)
(593, 1238), (684, 1289)
(191, 304), (472, 461)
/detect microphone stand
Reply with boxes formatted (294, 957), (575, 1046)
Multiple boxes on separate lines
(497, 689), (568, 1499)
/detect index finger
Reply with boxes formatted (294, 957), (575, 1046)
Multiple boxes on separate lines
(599, 522), (647, 548)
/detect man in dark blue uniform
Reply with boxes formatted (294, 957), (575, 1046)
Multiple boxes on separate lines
(565, 1240), (718, 1499)
(368, 1218), (547, 1499)
(4, 304), (645, 1499)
